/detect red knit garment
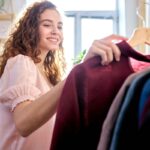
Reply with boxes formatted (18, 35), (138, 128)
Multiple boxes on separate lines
(50, 41), (150, 150)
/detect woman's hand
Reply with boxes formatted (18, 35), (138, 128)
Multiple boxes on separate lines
(83, 34), (128, 65)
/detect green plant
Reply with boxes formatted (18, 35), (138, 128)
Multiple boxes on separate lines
(0, 0), (4, 8)
(72, 49), (86, 65)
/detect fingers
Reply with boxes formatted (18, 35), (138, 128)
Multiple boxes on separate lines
(84, 34), (126, 65)
(88, 43), (109, 65)
(110, 42), (121, 62)
(94, 40), (113, 65)
(102, 34), (128, 41)
(91, 39), (121, 65)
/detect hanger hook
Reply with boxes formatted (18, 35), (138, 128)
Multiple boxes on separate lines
(136, 6), (146, 27)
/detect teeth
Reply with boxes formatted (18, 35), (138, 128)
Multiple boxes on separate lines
(47, 38), (57, 42)
(50, 39), (57, 42)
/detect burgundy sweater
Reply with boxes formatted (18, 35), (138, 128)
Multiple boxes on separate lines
(50, 41), (150, 150)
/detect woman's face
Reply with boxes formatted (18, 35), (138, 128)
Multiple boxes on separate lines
(38, 9), (63, 52)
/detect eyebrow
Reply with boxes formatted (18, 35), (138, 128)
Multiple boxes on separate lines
(40, 19), (63, 25)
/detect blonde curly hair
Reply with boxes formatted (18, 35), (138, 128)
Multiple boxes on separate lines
(0, 0), (66, 85)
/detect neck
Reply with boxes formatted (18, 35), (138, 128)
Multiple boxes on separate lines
(37, 50), (49, 68)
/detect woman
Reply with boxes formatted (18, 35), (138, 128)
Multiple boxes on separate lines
(0, 1), (124, 150)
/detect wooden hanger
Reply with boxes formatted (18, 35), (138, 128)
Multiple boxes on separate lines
(127, 2), (150, 47)
(127, 27), (150, 47)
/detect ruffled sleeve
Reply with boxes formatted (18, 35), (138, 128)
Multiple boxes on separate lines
(0, 54), (41, 111)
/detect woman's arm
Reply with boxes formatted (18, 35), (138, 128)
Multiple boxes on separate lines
(13, 79), (66, 137)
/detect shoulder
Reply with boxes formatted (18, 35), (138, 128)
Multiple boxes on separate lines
(6, 54), (34, 69)
(7, 54), (31, 65)
(1, 54), (37, 83)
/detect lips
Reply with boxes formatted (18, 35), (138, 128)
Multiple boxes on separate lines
(47, 37), (58, 41)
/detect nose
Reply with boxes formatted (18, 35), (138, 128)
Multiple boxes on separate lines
(51, 26), (59, 34)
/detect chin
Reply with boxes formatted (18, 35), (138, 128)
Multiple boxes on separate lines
(49, 47), (59, 51)
(51, 45), (60, 50)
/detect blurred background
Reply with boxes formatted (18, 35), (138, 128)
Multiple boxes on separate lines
(0, 0), (149, 66)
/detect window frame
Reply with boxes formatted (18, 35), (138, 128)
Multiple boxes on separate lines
(65, 10), (119, 57)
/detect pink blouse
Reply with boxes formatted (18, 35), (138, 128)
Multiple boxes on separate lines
(0, 54), (55, 150)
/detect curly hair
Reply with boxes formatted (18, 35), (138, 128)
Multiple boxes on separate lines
(0, 0), (66, 85)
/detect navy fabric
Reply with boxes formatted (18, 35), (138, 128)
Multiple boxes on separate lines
(139, 96), (150, 128)
(138, 79), (150, 126)
(136, 110), (150, 150)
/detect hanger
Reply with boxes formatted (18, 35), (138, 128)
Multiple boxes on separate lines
(127, 27), (150, 47)
(136, 4), (146, 27)
(127, 2), (150, 47)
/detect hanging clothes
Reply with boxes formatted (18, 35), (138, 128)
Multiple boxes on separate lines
(136, 107), (150, 150)
(106, 70), (150, 150)
(96, 70), (150, 150)
(134, 78), (150, 150)
(138, 78), (150, 127)
(50, 40), (150, 150)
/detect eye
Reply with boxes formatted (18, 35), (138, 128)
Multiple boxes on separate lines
(58, 25), (63, 30)
(43, 24), (52, 27)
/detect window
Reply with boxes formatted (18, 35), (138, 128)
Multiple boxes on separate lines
(59, 0), (118, 59)
(64, 10), (118, 58)
(81, 18), (113, 51)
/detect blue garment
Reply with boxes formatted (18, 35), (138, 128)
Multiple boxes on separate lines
(136, 110), (150, 150)
(138, 79), (150, 127)
(109, 70), (150, 150)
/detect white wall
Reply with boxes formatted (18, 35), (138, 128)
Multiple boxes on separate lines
(118, 0), (138, 38)
(2, 0), (140, 39)
(11, 0), (26, 15)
